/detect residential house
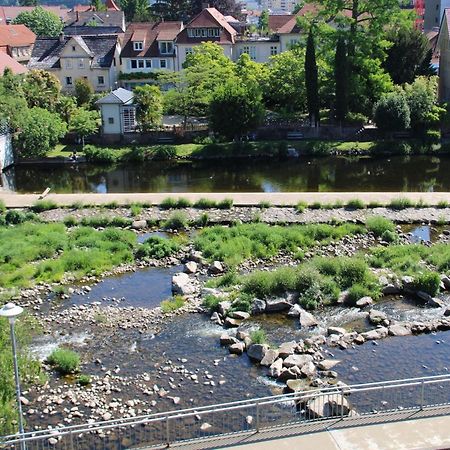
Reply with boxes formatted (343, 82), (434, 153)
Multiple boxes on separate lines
(0, 24), (35, 65)
(29, 31), (121, 92)
(120, 21), (183, 88)
(175, 7), (237, 69)
(261, 0), (298, 13)
(437, 9), (450, 100)
(425, 0), (450, 30)
(95, 87), (136, 136)
(72, 0), (121, 13)
(0, 51), (28, 74)
(0, 6), (70, 25)
(65, 10), (126, 31)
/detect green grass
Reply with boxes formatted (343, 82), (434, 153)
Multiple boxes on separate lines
(160, 197), (192, 209)
(250, 329), (267, 344)
(135, 235), (179, 259)
(31, 200), (58, 212)
(77, 374), (91, 386)
(161, 295), (185, 313)
(130, 203), (143, 217)
(346, 199), (366, 210)
(194, 198), (217, 209)
(366, 216), (396, 237)
(163, 211), (188, 230)
(437, 200), (449, 209)
(194, 222), (364, 266)
(47, 348), (80, 375)
(258, 201), (272, 209)
(389, 197), (415, 210)
(295, 201), (308, 213)
(202, 294), (222, 312)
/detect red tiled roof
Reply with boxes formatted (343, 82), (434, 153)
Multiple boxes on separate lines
(73, 0), (120, 12)
(121, 21), (182, 57)
(0, 24), (35, 47)
(0, 6), (70, 24)
(268, 14), (293, 32)
(0, 51), (27, 73)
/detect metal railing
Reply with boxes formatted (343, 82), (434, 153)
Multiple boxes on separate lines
(2, 374), (450, 449)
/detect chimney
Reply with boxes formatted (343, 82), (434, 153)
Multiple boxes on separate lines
(59, 31), (65, 43)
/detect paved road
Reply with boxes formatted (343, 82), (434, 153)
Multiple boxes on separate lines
(2, 191), (450, 207)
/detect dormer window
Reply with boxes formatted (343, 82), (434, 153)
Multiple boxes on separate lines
(133, 41), (143, 51)
(187, 28), (220, 38)
(159, 41), (173, 54)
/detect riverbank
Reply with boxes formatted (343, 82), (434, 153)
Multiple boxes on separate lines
(3, 191), (450, 209)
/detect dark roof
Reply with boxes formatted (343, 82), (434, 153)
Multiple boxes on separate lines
(268, 14), (293, 33)
(63, 25), (123, 35)
(29, 34), (117, 69)
(65, 10), (125, 30)
(121, 22), (182, 58)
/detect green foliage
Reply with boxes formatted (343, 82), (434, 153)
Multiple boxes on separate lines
(381, 229), (399, 243)
(295, 201), (308, 213)
(373, 92), (410, 132)
(250, 329), (267, 344)
(258, 201), (272, 209)
(335, 36), (349, 122)
(389, 197), (414, 210)
(305, 29), (319, 126)
(83, 145), (118, 163)
(161, 295), (185, 313)
(217, 198), (233, 209)
(22, 70), (61, 110)
(163, 211), (188, 230)
(16, 107), (67, 158)
(69, 108), (100, 142)
(209, 80), (264, 140)
(130, 203), (143, 217)
(134, 85), (163, 131)
(74, 78), (94, 107)
(437, 200), (449, 209)
(13, 6), (63, 36)
(412, 271), (441, 296)
(77, 374), (91, 386)
(196, 212), (209, 227)
(0, 200), (5, 214)
(366, 216), (395, 237)
(135, 235), (179, 259)
(47, 348), (80, 375)
(31, 200), (58, 212)
(160, 197), (191, 209)
(346, 199), (366, 209)
(202, 294), (221, 312)
(195, 222), (364, 266)
(194, 198), (217, 209)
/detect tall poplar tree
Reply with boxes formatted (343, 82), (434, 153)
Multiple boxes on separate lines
(335, 36), (348, 123)
(305, 29), (319, 127)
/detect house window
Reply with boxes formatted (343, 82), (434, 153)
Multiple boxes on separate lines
(241, 46), (256, 61)
(145, 60), (151, 68)
(187, 28), (219, 38)
(66, 76), (73, 86)
(160, 59), (167, 68)
(270, 46), (278, 55)
(78, 59), (84, 68)
(72, 45), (76, 51)
(289, 38), (298, 47)
(159, 41), (173, 54)
(185, 47), (193, 55)
(66, 59), (72, 69)
(98, 76), (105, 85)
(138, 59), (144, 68)
(131, 59), (137, 69)
(108, 117), (114, 124)
(133, 41), (143, 51)
(122, 107), (136, 133)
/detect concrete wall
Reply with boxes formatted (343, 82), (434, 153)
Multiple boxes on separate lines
(0, 132), (14, 172)
(100, 104), (122, 134)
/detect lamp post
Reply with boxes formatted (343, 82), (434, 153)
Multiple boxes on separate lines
(0, 302), (25, 450)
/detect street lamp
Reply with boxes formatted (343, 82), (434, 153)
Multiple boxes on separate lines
(0, 303), (25, 450)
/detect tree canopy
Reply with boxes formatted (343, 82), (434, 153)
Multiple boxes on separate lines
(13, 6), (63, 37)
(134, 85), (163, 131)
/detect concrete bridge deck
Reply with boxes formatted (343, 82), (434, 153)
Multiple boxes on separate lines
(1, 191), (450, 207)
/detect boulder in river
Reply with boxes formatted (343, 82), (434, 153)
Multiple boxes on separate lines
(368, 309), (388, 325)
(172, 273), (196, 295)
(228, 342), (245, 355)
(278, 341), (298, 358)
(265, 298), (291, 312)
(260, 349), (279, 367)
(283, 354), (313, 368)
(247, 344), (269, 362)
(184, 261), (198, 274)
(388, 323), (411, 336)
(317, 359), (340, 371)
(307, 394), (351, 418)
(251, 299), (266, 315)
(428, 297), (445, 308)
(209, 261), (224, 274)
(131, 220), (147, 230)
(355, 296), (373, 308)
(327, 327), (346, 336)
(287, 304), (302, 317)
(298, 310), (318, 328)
(229, 311), (250, 320)
(224, 317), (241, 328)
(269, 358), (283, 378)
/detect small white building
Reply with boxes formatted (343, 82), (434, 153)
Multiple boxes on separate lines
(96, 88), (136, 135)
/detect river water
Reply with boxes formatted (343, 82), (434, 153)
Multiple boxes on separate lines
(4, 155), (450, 193)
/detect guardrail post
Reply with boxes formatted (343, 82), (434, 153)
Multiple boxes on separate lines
(420, 381), (425, 410)
(256, 403), (260, 433)
(165, 416), (170, 448)
(341, 389), (344, 419)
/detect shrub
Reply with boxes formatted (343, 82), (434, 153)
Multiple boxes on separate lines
(31, 200), (58, 212)
(47, 348), (80, 375)
(373, 92), (410, 132)
(77, 374), (91, 386)
(104, 201), (118, 209)
(366, 216), (395, 237)
(5, 210), (28, 224)
(381, 229), (398, 243)
(346, 283), (375, 305)
(194, 198), (217, 209)
(202, 294), (221, 312)
(161, 295), (185, 313)
(130, 203), (143, 217)
(83, 145), (118, 163)
(389, 197), (414, 210)
(163, 211), (188, 230)
(160, 197), (177, 209)
(196, 212), (209, 227)
(230, 292), (253, 312)
(345, 112), (367, 126)
(250, 329), (267, 344)
(337, 257), (370, 289)
(63, 216), (77, 227)
(0, 200), (5, 214)
(135, 235), (179, 259)
(296, 201), (307, 213)
(148, 145), (176, 160)
(309, 202), (322, 210)
(346, 199), (365, 210)
(176, 197), (192, 208)
(70, 201), (84, 210)
(258, 201), (272, 209)
(217, 198), (233, 209)
(437, 200), (449, 209)
(305, 141), (333, 156)
(412, 271), (441, 296)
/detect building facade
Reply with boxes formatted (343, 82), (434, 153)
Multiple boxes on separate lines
(0, 24), (36, 65)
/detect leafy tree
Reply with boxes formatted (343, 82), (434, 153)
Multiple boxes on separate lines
(263, 49), (306, 112)
(0, 79), (29, 132)
(209, 80), (264, 141)
(16, 107), (67, 157)
(416, 49), (437, 78)
(121, 0), (153, 21)
(384, 26), (430, 85)
(134, 85), (163, 131)
(56, 95), (77, 123)
(191, 0), (242, 19)
(259, 10), (269, 34)
(13, 6), (63, 37)
(69, 107), (100, 147)
(22, 69), (61, 110)
(334, 36), (348, 122)
(91, 0), (107, 11)
(74, 78), (94, 106)
(19, 0), (38, 6)
(293, 3), (304, 14)
(235, 53), (268, 93)
(151, 0), (191, 21)
(305, 28), (319, 126)
(373, 92), (410, 132)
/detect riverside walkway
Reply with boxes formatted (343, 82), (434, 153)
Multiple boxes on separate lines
(2, 191), (450, 207)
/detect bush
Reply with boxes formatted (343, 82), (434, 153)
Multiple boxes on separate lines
(230, 292), (253, 312)
(412, 271), (441, 296)
(130, 203), (143, 217)
(296, 201), (307, 213)
(31, 200), (58, 212)
(0, 200), (6, 214)
(381, 229), (399, 243)
(163, 211), (188, 230)
(305, 141), (333, 156)
(346, 199), (365, 210)
(194, 198), (217, 209)
(309, 202), (322, 210)
(135, 236), (179, 259)
(149, 145), (176, 160)
(366, 216), (395, 237)
(437, 200), (449, 209)
(104, 201), (118, 209)
(83, 145), (118, 163)
(77, 374), (91, 386)
(202, 294), (221, 312)
(389, 197), (414, 210)
(160, 197), (177, 209)
(373, 92), (410, 132)
(161, 295), (185, 313)
(47, 348), (80, 375)
(217, 198), (233, 209)
(258, 201), (272, 209)
(345, 112), (367, 126)
(5, 210), (28, 224)
(196, 212), (209, 227)
(346, 283), (376, 305)
(63, 215), (77, 227)
(250, 329), (267, 344)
